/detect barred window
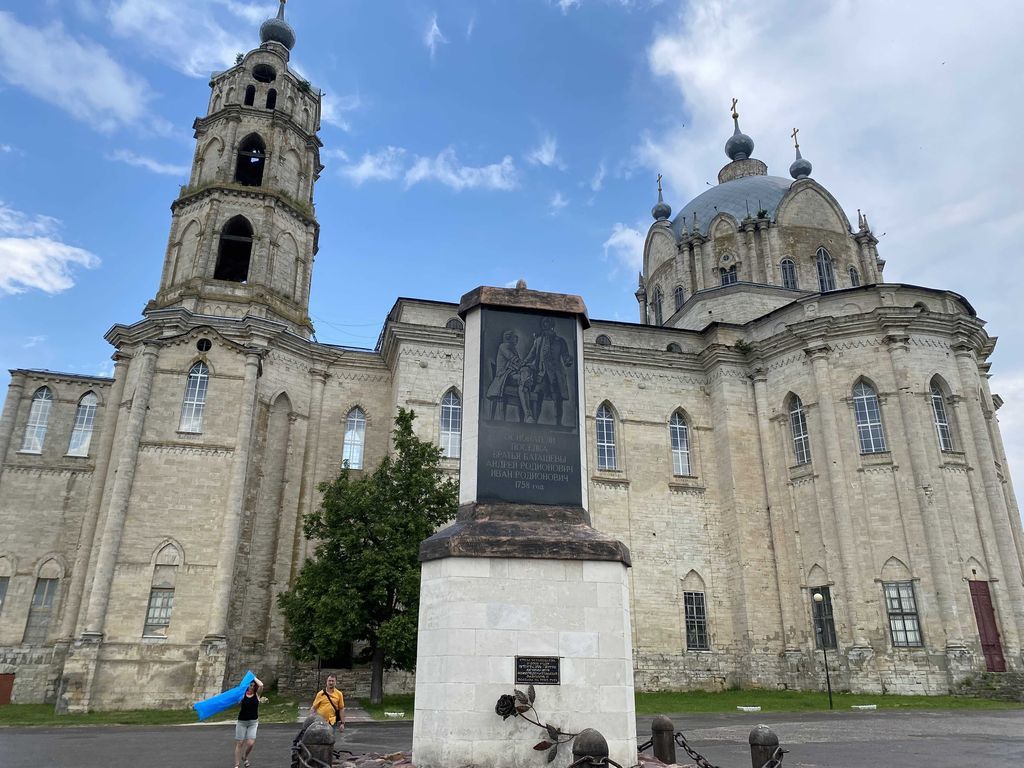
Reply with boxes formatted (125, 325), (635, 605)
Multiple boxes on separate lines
(342, 407), (366, 469)
(669, 411), (691, 476)
(179, 362), (210, 433)
(789, 395), (811, 465)
(852, 381), (887, 454)
(445, 317), (464, 331)
(596, 404), (617, 470)
(683, 591), (709, 650)
(811, 586), (837, 649)
(930, 383), (954, 452)
(144, 588), (175, 636)
(23, 577), (59, 644)
(781, 259), (798, 290)
(848, 266), (861, 287)
(440, 390), (462, 459)
(720, 265), (738, 286)
(67, 392), (98, 456)
(884, 581), (923, 647)
(815, 248), (836, 292)
(652, 287), (663, 326)
(674, 285), (685, 311)
(21, 387), (53, 453)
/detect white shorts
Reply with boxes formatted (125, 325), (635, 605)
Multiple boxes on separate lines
(235, 719), (259, 740)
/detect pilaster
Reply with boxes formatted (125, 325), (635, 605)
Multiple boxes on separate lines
(0, 371), (27, 471)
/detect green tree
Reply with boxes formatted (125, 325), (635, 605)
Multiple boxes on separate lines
(279, 408), (458, 704)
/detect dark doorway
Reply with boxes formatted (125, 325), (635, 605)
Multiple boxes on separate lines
(234, 134), (266, 186)
(214, 216), (253, 282)
(969, 580), (1006, 671)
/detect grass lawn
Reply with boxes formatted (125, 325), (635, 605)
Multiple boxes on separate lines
(358, 695), (415, 720)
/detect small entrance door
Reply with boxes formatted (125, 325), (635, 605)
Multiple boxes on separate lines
(969, 580), (1006, 672)
(0, 673), (13, 705)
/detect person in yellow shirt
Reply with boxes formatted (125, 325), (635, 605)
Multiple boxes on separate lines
(310, 673), (346, 735)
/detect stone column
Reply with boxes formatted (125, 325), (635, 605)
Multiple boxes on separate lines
(953, 345), (1024, 644)
(759, 225), (774, 286)
(693, 237), (707, 291)
(884, 333), (965, 647)
(207, 348), (263, 639)
(0, 372), (27, 473)
(82, 341), (160, 637)
(804, 344), (869, 647)
(59, 355), (129, 640)
(294, 368), (328, 567)
(741, 222), (760, 282)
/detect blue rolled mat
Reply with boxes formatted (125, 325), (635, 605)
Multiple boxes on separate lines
(193, 670), (256, 720)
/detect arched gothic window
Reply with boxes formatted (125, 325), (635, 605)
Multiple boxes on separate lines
(852, 380), (886, 454)
(669, 411), (691, 476)
(930, 381), (954, 452)
(848, 266), (861, 287)
(214, 216), (253, 282)
(234, 133), (266, 186)
(243, 85), (255, 106)
(23, 559), (61, 644)
(440, 390), (462, 459)
(179, 362), (210, 433)
(674, 285), (685, 311)
(67, 392), (98, 457)
(21, 387), (53, 453)
(815, 248), (836, 292)
(266, 88), (277, 110)
(788, 394), (811, 465)
(144, 544), (180, 637)
(343, 407), (367, 469)
(781, 259), (798, 290)
(595, 403), (617, 470)
(652, 287), (663, 326)
(720, 265), (738, 286)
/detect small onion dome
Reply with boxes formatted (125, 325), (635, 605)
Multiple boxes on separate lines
(725, 115), (754, 161)
(260, 1), (296, 50)
(652, 179), (671, 221)
(790, 145), (812, 179)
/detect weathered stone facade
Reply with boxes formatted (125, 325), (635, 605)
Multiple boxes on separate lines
(0, 8), (1022, 710)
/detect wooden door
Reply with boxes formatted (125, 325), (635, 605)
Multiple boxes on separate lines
(0, 673), (13, 705)
(969, 580), (1006, 672)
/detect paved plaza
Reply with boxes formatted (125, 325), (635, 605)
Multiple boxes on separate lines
(0, 710), (1021, 768)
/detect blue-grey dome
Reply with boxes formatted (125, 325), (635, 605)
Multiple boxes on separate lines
(652, 200), (672, 221)
(260, 2), (295, 50)
(671, 175), (793, 237)
(725, 121), (754, 161)
(790, 147), (812, 179)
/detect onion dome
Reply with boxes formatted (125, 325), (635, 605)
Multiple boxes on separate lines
(724, 99), (754, 161)
(789, 127), (812, 179)
(260, 1), (296, 50)
(652, 173), (672, 221)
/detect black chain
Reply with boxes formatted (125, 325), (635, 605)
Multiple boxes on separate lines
(290, 741), (332, 768)
(673, 731), (722, 768)
(758, 745), (787, 768)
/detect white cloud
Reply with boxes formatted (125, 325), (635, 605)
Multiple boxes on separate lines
(466, 15), (476, 39)
(602, 223), (644, 272)
(549, 192), (569, 215)
(340, 147), (407, 185)
(0, 202), (100, 296)
(322, 148), (350, 163)
(0, 12), (151, 132)
(424, 13), (448, 60)
(555, 0), (581, 11)
(320, 90), (362, 132)
(23, 335), (47, 349)
(0, 144), (14, 154)
(526, 134), (566, 170)
(405, 148), (518, 191)
(590, 162), (606, 192)
(109, 149), (189, 176)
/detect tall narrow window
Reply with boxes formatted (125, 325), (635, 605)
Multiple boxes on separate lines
(0, 576), (9, 616)
(179, 362), (210, 433)
(243, 84), (255, 106)
(23, 576), (59, 644)
(440, 390), (462, 459)
(781, 258), (798, 290)
(652, 287), (663, 326)
(848, 266), (861, 287)
(234, 133), (266, 186)
(815, 248), (836, 292)
(720, 265), (738, 285)
(266, 88), (277, 110)
(21, 387), (53, 453)
(596, 403), (617, 470)
(884, 581), (923, 647)
(789, 395), (811, 465)
(931, 382), (954, 452)
(342, 407), (366, 469)
(214, 216), (254, 282)
(683, 591), (709, 650)
(810, 586), (837, 649)
(669, 411), (691, 476)
(144, 545), (180, 637)
(853, 381), (887, 454)
(674, 285), (685, 311)
(67, 392), (98, 457)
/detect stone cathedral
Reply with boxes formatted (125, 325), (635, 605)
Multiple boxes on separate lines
(0, 5), (1022, 711)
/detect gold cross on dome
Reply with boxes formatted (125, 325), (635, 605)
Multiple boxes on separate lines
(656, 173), (663, 193)
(791, 127), (800, 148)
(731, 98), (738, 118)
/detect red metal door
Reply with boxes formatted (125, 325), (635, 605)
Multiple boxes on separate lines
(0, 673), (13, 705)
(969, 580), (1006, 672)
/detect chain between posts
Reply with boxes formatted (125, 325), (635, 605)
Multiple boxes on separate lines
(290, 742), (357, 768)
(670, 730), (786, 768)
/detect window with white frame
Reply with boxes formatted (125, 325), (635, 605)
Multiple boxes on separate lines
(930, 382), (954, 452)
(342, 407), (367, 468)
(883, 581), (923, 647)
(848, 266), (861, 287)
(652, 287), (663, 326)
(781, 258), (798, 290)
(21, 387), (53, 453)
(67, 392), (98, 456)
(595, 403), (617, 470)
(23, 576), (59, 644)
(810, 586), (837, 649)
(815, 248), (836, 292)
(852, 381), (887, 454)
(674, 285), (685, 311)
(789, 395), (811, 465)
(669, 411), (691, 476)
(683, 591), (709, 650)
(440, 390), (462, 459)
(178, 362), (210, 433)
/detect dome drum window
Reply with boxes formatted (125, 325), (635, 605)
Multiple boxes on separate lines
(252, 64), (277, 83)
(816, 248), (837, 292)
(781, 259), (798, 290)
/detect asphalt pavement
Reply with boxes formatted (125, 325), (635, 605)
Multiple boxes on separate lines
(0, 709), (1021, 768)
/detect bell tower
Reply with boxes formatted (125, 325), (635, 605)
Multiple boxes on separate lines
(149, 1), (321, 337)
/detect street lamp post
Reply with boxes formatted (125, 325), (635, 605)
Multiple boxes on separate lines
(813, 591), (834, 710)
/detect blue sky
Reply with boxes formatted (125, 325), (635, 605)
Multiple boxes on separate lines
(2, 0), (1024, 499)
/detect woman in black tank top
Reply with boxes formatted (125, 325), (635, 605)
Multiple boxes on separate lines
(234, 675), (263, 768)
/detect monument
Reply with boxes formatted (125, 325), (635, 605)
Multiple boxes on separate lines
(412, 284), (637, 768)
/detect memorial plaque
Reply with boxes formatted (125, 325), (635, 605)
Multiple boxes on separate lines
(477, 307), (582, 506)
(515, 656), (561, 685)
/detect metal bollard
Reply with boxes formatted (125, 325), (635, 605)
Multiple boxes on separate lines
(572, 728), (609, 767)
(748, 724), (779, 768)
(651, 715), (676, 765)
(301, 716), (336, 767)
